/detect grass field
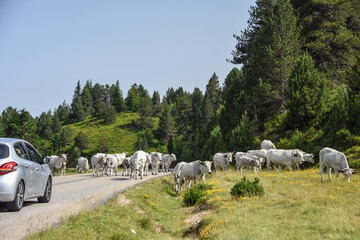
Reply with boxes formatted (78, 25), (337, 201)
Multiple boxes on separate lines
(28, 168), (360, 240)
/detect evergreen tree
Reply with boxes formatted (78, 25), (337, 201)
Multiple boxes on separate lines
(176, 93), (192, 141)
(220, 68), (247, 136)
(229, 112), (257, 151)
(59, 126), (72, 148)
(158, 102), (174, 143)
(37, 110), (54, 140)
(70, 95), (86, 122)
(286, 52), (324, 130)
(103, 93), (117, 124)
(18, 109), (36, 141)
(74, 80), (81, 97)
(55, 101), (70, 123)
(190, 87), (203, 140)
(92, 83), (106, 119)
(201, 125), (225, 160)
(204, 73), (221, 113)
(292, 0), (360, 79)
(138, 91), (153, 129)
(125, 84), (141, 112)
(152, 91), (162, 116)
(81, 80), (94, 117)
(110, 80), (125, 113)
(74, 131), (89, 151)
(230, 0), (273, 64)
(1, 107), (21, 137)
(345, 57), (360, 133)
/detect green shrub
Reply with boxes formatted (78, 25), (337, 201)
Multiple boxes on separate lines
(230, 177), (264, 198)
(182, 183), (213, 207)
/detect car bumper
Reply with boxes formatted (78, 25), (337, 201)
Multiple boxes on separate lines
(0, 172), (19, 202)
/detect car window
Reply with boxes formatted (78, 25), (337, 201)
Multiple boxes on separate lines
(24, 143), (41, 163)
(14, 144), (29, 160)
(0, 144), (10, 159)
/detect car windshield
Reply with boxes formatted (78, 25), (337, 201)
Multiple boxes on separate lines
(0, 144), (10, 159)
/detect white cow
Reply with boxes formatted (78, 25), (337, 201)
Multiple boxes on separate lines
(131, 150), (147, 180)
(161, 153), (176, 173)
(122, 157), (131, 176)
(235, 152), (261, 174)
(173, 161), (188, 192)
(113, 152), (128, 165)
(77, 157), (89, 173)
(247, 149), (268, 168)
(143, 153), (152, 176)
(266, 149), (304, 172)
(261, 140), (277, 150)
(320, 147), (354, 182)
(91, 153), (106, 176)
(291, 150), (315, 170)
(177, 160), (212, 193)
(104, 154), (120, 177)
(150, 152), (162, 175)
(48, 154), (68, 176)
(213, 152), (232, 174)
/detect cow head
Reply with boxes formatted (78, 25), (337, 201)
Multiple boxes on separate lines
(304, 154), (315, 164)
(293, 150), (304, 164)
(204, 161), (212, 174)
(225, 153), (232, 163)
(59, 153), (68, 162)
(339, 168), (354, 182)
(170, 153), (177, 162)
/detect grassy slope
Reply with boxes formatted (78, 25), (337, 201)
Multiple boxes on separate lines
(65, 112), (161, 157)
(28, 168), (360, 240)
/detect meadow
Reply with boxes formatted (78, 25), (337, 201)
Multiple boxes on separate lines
(28, 167), (360, 240)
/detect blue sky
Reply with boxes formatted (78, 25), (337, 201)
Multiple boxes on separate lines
(0, 0), (255, 117)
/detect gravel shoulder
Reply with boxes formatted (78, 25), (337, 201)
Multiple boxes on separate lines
(0, 171), (170, 240)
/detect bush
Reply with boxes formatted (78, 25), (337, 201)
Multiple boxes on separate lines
(230, 177), (264, 198)
(182, 183), (213, 207)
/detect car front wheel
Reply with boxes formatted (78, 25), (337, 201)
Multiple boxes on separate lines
(6, 181), (24, 211)
(38, 177), (52, 203)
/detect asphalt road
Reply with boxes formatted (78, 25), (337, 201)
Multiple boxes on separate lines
(0, 171), (170, 240)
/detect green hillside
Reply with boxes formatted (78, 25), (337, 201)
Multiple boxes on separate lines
(63, 112), (163, 167)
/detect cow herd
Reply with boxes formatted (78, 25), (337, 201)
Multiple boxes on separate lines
(46, 139), (355, 194)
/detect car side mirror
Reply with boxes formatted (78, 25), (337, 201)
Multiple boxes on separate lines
(42, 156), (50, 164)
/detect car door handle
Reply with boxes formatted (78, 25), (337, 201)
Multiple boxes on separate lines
(24, 164), (29, 168)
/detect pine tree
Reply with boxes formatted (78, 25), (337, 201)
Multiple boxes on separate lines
(92, 83), (106, 119)
(110, 80), (125, 113)
(176, 93), (192, 141)
(152, 91), (162, 116)
(59, 126), (72, 148)
(190, 87), (203, 140)
(74, 131), (89, 151)
(138, 91), (153, 129)
(286, 52), (324, 130)
(220, 68), (247, 136)
(55, 101), (70, 123)
(158, 102), (174, 144)
(70, 95), (86, 122)
(81, 80), (94, 117)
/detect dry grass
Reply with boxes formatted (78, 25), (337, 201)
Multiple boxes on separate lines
(28, 168), (360, 240)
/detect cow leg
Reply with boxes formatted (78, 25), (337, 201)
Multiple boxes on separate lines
(335, 169), (340, 182)
(327, 167), (332, 181)
(287, 165), (293, 173)
(320, 161), (325, 181)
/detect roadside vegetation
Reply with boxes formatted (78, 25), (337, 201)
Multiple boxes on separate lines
(28, 168), (360, 240)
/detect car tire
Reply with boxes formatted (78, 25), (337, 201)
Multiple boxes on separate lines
(6, 180), (25, 211)
(38, 177), (52, 203)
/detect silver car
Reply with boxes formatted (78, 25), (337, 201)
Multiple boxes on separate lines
(0, 138), (52, 211)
